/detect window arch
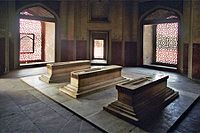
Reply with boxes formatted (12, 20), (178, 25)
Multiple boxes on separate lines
(19, 5), (56, 64)
(142, 8), (180, 66)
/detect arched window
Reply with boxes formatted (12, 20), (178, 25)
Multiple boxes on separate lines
(19, 19), (42, 62)
(143, 9), (179, 66)
(19, 6), (55, 64)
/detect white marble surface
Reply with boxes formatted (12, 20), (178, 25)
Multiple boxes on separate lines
(21, 75), (143, 133)
(21, 73), (199, 133)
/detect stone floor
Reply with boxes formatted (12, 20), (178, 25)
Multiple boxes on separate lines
(123, 67), (200, 132)
(0, 79), (103, 133)
(0, 66), (200, 133)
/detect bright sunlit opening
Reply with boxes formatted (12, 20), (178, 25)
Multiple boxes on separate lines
(94, 39), (104, 59)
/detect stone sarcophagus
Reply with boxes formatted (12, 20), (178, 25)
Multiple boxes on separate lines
(59, 65), (127, 98)
(104, 75), (179, 124)
(39, 60), (91, 83)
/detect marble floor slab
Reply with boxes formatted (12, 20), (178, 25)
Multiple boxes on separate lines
(21, 73), (199, 133)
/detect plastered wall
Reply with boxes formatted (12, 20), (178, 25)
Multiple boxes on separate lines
(59, 1), (138, 66)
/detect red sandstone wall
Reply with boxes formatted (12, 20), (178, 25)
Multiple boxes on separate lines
(76, 40), (87, 60)
(183, 43), (188, 75)
(192, 43), (200, 79)
(111, 41), (122, 65)
(59, 1), (138, 66)
(0, 38), (5, 75)
(61, 40), (75, 61)
(125, 42), (137, 66)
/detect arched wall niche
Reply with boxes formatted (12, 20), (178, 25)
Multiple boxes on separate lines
(144, 9), (178, 21)
(139, 6), (182, 23)
(15, 1), (60, 16)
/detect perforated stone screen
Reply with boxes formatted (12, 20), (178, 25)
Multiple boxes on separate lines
(19, 19), (42, 63)
(156, 22), (178, 65)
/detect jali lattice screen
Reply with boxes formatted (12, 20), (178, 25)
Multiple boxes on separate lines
(156, 22), (178, 65)
(19, 19), (42, 63)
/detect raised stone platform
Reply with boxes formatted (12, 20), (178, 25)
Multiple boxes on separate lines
(104, 75), (179, 125)
(39, 60), (90, 83)
(60, 65), (127, 98)
(21, 72), (199, 133)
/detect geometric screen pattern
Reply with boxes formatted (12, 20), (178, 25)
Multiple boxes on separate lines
(19, 19), (42, 62)
(20, 33), (34, 53)
(156, 22), (178, 65)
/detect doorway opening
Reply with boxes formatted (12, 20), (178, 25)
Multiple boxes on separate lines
(93, 39), (105, 59)
(19, 6), (55, 66)
(90, 31), (109, 64)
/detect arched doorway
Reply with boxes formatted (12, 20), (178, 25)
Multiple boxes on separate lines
(18, 6), (56, 66)
(141, 8), (181, 69)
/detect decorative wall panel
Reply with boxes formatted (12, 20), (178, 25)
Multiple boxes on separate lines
(192, 43), (200, 79)
(89, 0), (109, 22)
(76, 40), (87, 60)
(111, 41), (122, 65)
(61, 40), (74, 61)
(125, 42), (137, 66)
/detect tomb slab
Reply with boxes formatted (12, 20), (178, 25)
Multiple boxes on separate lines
(39, 60), (90, 83)
(104, 74), (179, 125)
(60, 65), (128, 98)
